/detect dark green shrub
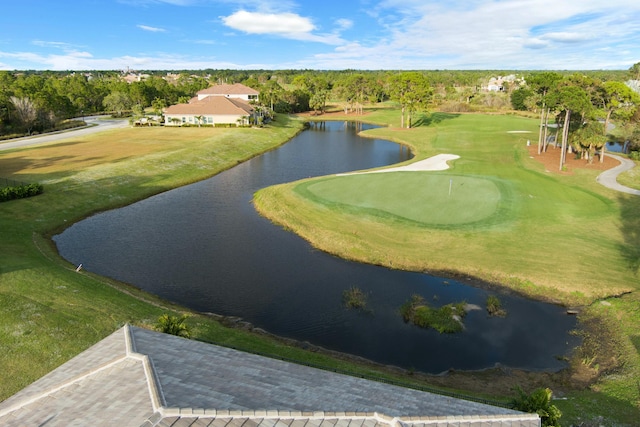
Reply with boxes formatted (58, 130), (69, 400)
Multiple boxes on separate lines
(512, 387), (562, 427)
(400, 295), (467, 333)
(0, 183), (43, 202)
(343, 286), (368, 310)
(155, 314), (190, 338)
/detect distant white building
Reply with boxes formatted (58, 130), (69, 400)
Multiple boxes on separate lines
(485, 74), (523, 92)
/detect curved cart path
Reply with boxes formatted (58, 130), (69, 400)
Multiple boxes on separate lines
(597, 153), (640, 196)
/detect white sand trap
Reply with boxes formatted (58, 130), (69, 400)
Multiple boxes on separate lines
(338, 154), (460, 176)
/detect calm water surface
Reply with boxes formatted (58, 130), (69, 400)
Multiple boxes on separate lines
(55, 121), (579, 373)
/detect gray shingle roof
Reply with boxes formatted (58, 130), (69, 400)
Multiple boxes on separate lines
(0, 325), (540, 427)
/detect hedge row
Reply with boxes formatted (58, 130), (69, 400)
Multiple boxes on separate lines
(0, 183), (44, 202)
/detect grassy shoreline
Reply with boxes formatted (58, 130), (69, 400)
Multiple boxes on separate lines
(1, 109), (639, 424)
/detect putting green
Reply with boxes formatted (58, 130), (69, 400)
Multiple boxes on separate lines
(297, 172), (513, 228)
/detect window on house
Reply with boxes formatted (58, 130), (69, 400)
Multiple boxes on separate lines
(181, 117), (185, 123)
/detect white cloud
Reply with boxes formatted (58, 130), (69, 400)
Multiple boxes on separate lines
(137, 24), (166, 32)
(335, 18), (353, 31)
(222, 10), (315, 35)
(220, 10), (345, 45)
(32, 40), (74, 49)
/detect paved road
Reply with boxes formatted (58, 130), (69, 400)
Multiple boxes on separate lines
(0, 116), (129, 152)
(597, 153), (640, 196)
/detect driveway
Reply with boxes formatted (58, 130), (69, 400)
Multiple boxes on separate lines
(597, 153), (640, 196)
(0, 116), (129, 152)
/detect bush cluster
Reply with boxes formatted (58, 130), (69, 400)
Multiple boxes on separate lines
(400, 294), (467, 333)
(0, 183), (43, 202)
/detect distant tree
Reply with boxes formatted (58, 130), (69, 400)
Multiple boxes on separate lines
(334, 73), (374, 114)
(388, 72), (432, 128)
(510, 87), (533, 111)
(259, 80), (283, 111)
(102, 91), (132, 117)
(9, 96), (37, 135)
(309, 90), (328, 114)
(151, 97), (166, 117)
(630, 62), (640, 80)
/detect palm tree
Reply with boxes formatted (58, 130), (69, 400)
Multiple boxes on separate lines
(155, 314), (190, 338)
(511, 387), (561, 427)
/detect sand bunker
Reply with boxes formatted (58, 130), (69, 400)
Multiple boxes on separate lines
(339, 154), (460, 176)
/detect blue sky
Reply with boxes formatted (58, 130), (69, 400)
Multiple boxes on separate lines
(1, 0), (639, 71)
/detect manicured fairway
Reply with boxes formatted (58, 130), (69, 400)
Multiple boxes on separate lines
(255, 112), (637, 300)
(298, 173), (506, 228)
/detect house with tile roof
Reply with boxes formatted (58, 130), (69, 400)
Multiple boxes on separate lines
(0, 324), (540, 426)
(164, 83), (260, 127)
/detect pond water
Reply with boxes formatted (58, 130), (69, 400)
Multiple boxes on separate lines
(54, 121), (579, 374)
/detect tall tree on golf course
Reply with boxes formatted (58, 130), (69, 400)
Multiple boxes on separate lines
(388, 72), (432, 128)
(527, 72), (563, 154)
(549, 85), (592, 171)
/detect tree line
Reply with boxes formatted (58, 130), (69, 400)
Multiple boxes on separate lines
(1, 67), (638, 158)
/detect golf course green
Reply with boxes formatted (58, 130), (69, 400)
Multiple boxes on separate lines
(298, 173), (507, 228)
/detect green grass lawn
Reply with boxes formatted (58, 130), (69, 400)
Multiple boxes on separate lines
(298, 173), (504, 227)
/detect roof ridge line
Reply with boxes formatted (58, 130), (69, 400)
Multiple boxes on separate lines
(126, 324), (167, 411)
